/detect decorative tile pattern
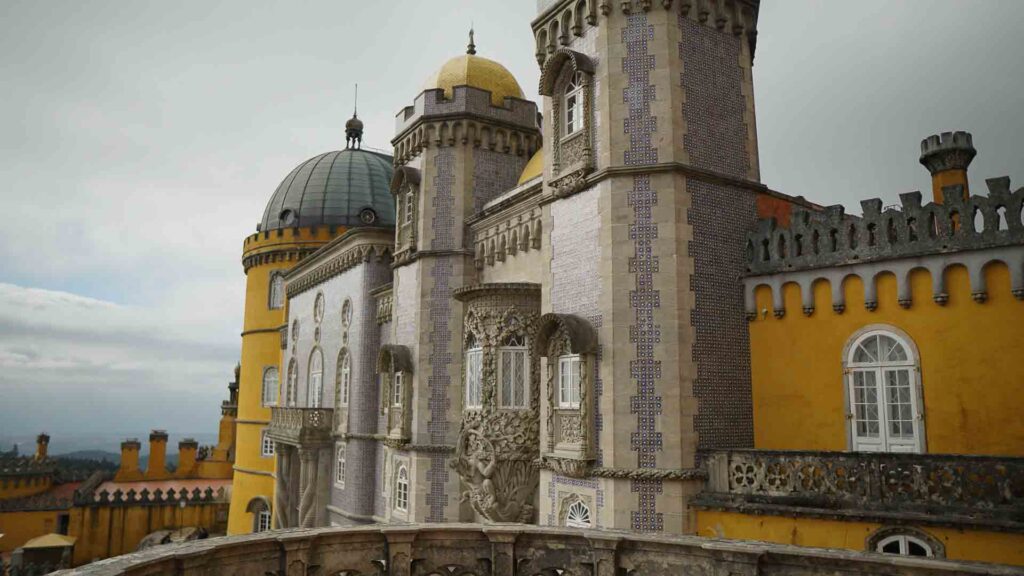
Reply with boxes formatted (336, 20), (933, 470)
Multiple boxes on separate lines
(622, 11), (658, 167)
(473, 148), (527, 213)
(630, 479), (663, 532)
(545, 474), (602, 528)
(432, 149), (456, 250)
(680, 15), (755, 449)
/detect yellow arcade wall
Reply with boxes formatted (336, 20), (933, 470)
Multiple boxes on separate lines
(749, 263), (1024, 455)
(227, 227), (338, 534)
(0, 509), (66, 554)
(696, 510), (1024, 566)
(0, 476), (53, 501)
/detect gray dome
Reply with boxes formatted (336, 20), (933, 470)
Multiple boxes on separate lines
(260, 148), (395, 231)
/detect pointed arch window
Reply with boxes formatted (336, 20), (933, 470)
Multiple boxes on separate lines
(395, 465), (409, 512)
(464, 334), (483, 410)
(285, 359), (298, 407)
(846, 329), (923, 453)
(564, 70), (584, 136)
(262, 366), (279, 406)
(308, 349), (324, 408)
(337, 350), (351, 407)
(498, 334), (529, 409)
(335, 445), (346, 488)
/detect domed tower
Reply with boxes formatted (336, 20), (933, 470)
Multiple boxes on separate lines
(227, 119), (394, 534)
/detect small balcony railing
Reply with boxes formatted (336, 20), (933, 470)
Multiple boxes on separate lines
(698, 450), (1024, 530)
(268, 407), (334, 446)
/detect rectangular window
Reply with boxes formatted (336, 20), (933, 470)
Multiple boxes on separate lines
(261, 429), (275, 457)
(465, 349), (483, 409)
(498, 347), (529, 409)
(392, 373), (403, 406)
(256, 510), (271, 532)
(335, 447), (346, 488)
(558, 355), (581, 409)
(404, 192), (414, 225)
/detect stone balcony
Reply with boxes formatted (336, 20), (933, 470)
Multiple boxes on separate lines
(52, 524), (1023, 576)
(267, 407), (334, 447)
(697, 450), (1024, 531)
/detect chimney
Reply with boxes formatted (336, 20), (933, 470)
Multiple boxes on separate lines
(144, 429), (170, 480)
(115, 439), (143, 482)
(919, 131), (976, 204)
(35, 433), (50, 461)
(176, 438), (199, 478)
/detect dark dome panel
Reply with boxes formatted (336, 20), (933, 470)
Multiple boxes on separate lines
(259, 149), (395, 232)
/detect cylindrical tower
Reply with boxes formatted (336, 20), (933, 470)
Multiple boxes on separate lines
(227, 119), (395, 534)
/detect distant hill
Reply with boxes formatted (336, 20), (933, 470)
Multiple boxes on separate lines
(56, 450), (121, 463)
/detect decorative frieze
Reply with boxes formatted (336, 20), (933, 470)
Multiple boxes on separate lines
(268, 407), (335, 447)
(472, 207), (543, 269)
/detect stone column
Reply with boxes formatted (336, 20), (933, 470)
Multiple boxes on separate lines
(382, 528), (418, 576)
(484, 528), (521, 576)
(274, 447), (292, 529)
(587, 535), (621, 576)
(297, 446), (319, 528)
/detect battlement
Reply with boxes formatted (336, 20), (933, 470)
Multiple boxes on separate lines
(746, 177), (1024, 276)
(394, 85), (539, 142)
(920, 131), (977, 175)
(74, 486), (230, 508)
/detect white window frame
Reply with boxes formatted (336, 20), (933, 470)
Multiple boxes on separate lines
(557, 354), (582, 409)
(338, 351), (351, 407)
(876, 534), (934, 557)
(308, 349), (324, 408)
(285, 359), (298, 407)
(262, 366), (279, 407)
(269, 273), (285, 310)
(260, 429), (275, 457)
(392, 372), (403, 407)
(564, 71), (584, 137)
(844, 328), (923, 453)
(564, 499), (591, 528)
(464, 347), (483, 410)
(395, 465), (409, 512)
(404, 191), (414, 225)
(335, 446), (346, 488)
(256, 509), (272, 532)
(498, 337), (529, 410)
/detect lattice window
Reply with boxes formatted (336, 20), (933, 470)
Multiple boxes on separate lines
(465, 339), (483, 410)
(338, 351), (351, 406)
(335, 446), (346, 488)
(262, 367), (279, 406)
(286, 359), (298, 407)
(308, 349), (324, 408)
(269, 273), (285, 310)
(847, 330), (921, 453)
(876, 534), (933, 557)
(498, 335), (529, 409)
(564, 70), (584, 136)
(260, 429), (275, 457)
(256, 510), (271, 532)
(565, 500), (591, 528)
(558, 355), (581, 409)
(395, 465), (409, 512)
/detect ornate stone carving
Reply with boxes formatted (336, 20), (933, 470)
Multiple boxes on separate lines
(550, 168), (590, 199)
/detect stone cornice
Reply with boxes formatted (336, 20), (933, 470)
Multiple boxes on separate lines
(452, 282), (543, 303)
(284, 229), (394, 298)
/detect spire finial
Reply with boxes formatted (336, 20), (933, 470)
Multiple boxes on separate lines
(467, 25), (476, 55)
(345, 83), (364, 150)
(353, 83), (358, 118)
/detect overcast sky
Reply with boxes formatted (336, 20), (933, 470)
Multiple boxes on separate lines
(1, 1), (1021, 440)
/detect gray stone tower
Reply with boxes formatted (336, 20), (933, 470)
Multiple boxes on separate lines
(532, 0), (761, 532)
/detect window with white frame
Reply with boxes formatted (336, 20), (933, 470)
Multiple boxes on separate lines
(846, 329), (921, 453)
(558, 355), (581, 409)
(404, 191), (414, 225)
(498, 334), (529, 409)
(564, 500), (591, 528)
(285, 359), (298, 407)
(338, 350), (351, 406)
(564, 71), (584, 136)
(269, 274), (285, 310)
(335, 446), (346, 488)
(260, 429), (275, 457)
(876, 534), (933, 557)
(392, 372), (403, 407)
(308, 349), (323, 408)
(395, 465), (409, 512)
(262, 366), (279, 406)
(256, 509), (271, 532)
(464, 335), (483, 410)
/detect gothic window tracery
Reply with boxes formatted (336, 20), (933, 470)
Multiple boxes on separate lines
(465, 334), (483, 410)
(335, 445), (346, 488)
(395, 465), (409, 512)
(262, 366), (279, 406)
(308, 348), (324, 408)
(564, 71), (584, 136)
(337, 349), (351, 407)
(285, 358), (298, 407)
(498, 334), (529, 410)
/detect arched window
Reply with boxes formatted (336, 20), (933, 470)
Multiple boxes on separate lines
(395, 465), (409, 512)
(335, 445), (346, 488)
(564, 70), (584, 136)
(285, 359), (298, 407)
(262, 367), (279, 406)
(498, 334), (529, 409)
(464, 334), (483, 410)
(337, 350), (351, 407)
(246, 497), (272, 533)
(846, 329), (922, 453)
(565, 499), (591, 528)
(876, 534), (933, 557)
(308, 349), (324, 408)
(269, 273), (285, 310)
(558, 354), (582, 409)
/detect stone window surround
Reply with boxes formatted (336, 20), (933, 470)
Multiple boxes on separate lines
(394, 463), (410, 513)
(377, 345), (414, 444)
(335, 444), (346, 489)
(307, 346), (324, 409)
(390, 166), (421, 257)
(260, 428), (275, 458)
(245, 496), (272, 533)
(539, 49), (596, 199)
(867, 526), (945, 558)
(262, 366), (279, 407)
(268, 271), (286, 310)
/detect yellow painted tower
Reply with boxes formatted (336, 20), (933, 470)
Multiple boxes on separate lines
(227, 117), (394, 534)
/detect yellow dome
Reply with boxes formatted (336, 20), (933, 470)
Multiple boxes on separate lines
(518, 148), (544, 185)
(425, 54), (524, 107)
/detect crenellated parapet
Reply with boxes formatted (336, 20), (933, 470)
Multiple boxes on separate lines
(74, 486), (229, 507)
(746, 177), (1024, 276)
(392, 86), (540, 166)
(283, 227), (394, 298)
(532, 0), (759, 69)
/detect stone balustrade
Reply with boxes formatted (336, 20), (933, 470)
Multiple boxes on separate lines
(52, 523), (1024, 576)
(268, 407), (334, 446)
(698, 450), (1024, 531)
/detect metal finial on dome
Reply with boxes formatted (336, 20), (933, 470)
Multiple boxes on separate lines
(345, 83), (363, 149)
(467, 26), (476, 55)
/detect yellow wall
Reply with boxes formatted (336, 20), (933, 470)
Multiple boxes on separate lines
(227, 227), (339, 534)
(69, 502), (226, 566)
(0, 476), (52, 501)
(0, 509), (65, 554)
(751, 263), (1024, 455)
(696, 510), (1024, 566)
